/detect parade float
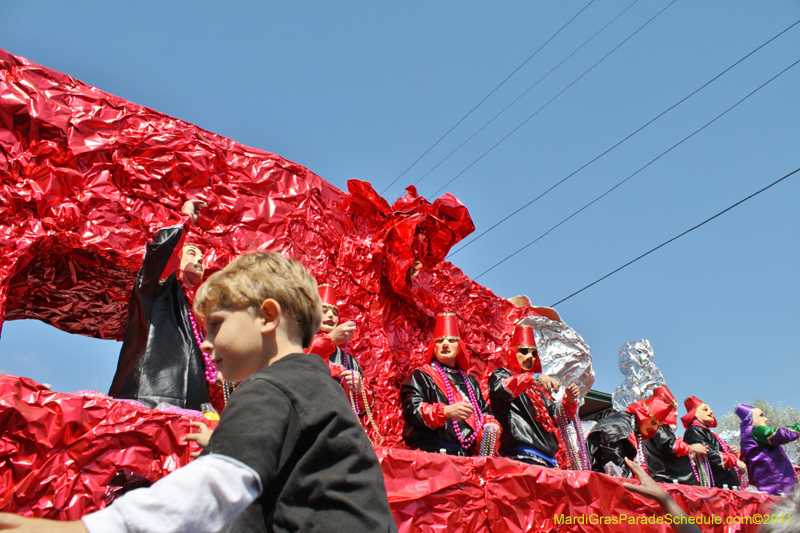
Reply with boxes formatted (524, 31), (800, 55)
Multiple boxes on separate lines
(0, 49), (775, 532)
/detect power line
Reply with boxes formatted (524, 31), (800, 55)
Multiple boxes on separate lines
(412, 0), (640, 188)
(378, 0), (596, 196)
(448, 18), (800, 258)
(550, 166), (800, 307)
(431, 0), (677, 198)
(472, 56), (800, 281)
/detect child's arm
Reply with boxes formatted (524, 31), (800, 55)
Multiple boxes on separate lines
(0, 514), (88, 532)
(84, 455), (259, 533)
(0, 455), (259, 533)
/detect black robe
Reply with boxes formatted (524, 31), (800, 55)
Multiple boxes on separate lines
(642, 425), (698, 486)
(488, 367), (560, 463)
(587, 411), (639, 477)
(400, 363), (491, 455)
(331, 344), (372, 416)
(109, 224), (209, 410)
(683, 423), (741, 488)
(329, 344), (365, 378)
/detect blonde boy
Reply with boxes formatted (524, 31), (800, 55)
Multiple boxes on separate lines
(0, 252), (397, 533)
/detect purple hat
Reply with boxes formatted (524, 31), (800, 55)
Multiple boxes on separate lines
(736, 404), (754, 420)
(736, 404), (755, 431)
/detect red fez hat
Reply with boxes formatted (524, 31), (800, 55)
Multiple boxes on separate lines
(681, 396), (702, 429)
(646, 386), (678, 427)
(433, 312), (461, 340)
(684, 396), (703, 413)
(509, 325), (536, 350)
(318, 284), (337, 308)
(506, 324), (542, 374)
(427, 313), (469, 370)
(626, 386), (678, 439)
(681, 396), (716, 429)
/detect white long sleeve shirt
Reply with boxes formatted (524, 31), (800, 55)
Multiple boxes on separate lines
(82, 455), (261, 533)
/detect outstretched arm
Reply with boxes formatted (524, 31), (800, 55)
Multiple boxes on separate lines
(138, 199), (205, 295)
(181, 199), (206, 224)
(752, 424), (800, 447)
(0, 515), (87, 532)
(623, 458), (701, 533)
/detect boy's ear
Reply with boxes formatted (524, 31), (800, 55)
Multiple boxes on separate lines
(259, 299), (281, 333)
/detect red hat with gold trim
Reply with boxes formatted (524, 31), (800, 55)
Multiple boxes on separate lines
(626, 385), (679, 439)
(649, 386), (678, 427)
(681, 396), (716, 429)
(506, 324), (542, 374)
(318, 284), (337, 309)
(427, 312), (470, 370)
(433, 312), (460, 340)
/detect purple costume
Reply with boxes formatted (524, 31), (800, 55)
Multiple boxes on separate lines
(737, 404), (800, 495)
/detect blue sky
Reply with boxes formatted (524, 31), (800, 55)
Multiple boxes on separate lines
(1, 1), (799, 429)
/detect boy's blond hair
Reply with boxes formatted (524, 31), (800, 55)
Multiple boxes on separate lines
(194, 252), (322, 348)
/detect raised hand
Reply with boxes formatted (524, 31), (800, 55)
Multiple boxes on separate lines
(328, 321), (356, 345)
(623, 457), (669, 504)
(181, 199), (207, 224)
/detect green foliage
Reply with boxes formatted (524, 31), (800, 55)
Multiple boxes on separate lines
(717, 399), (800, 463)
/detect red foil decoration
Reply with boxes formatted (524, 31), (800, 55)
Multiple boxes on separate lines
(0, 48), (554, 448)
(0, 375), (201, 519)
(0, 374), (775, 531)
(377, 447), (775, 533)
(1, 49), (772, 531)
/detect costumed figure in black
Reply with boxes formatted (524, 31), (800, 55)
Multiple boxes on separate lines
(681, 396), (746, 488)
(109, 199), (213, 410)
(488, 324), (583, 468)
(401, 312), (501, 456)
(642, 426), (699, 485)
(587, 386), (707, 479)
(638, 386), (701, 485)
(306, 284), (377, 435)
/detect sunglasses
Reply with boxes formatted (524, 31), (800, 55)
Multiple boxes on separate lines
(517, 348), (537, 356)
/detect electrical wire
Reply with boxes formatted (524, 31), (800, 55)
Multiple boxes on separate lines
(549, 166), (800, 307)
(413, 0), (640, 187)
(448, 18), (800, 258)
(378, 0), (596, 196)
(431, 0), (678, 197)
(472, 56), (800, 282)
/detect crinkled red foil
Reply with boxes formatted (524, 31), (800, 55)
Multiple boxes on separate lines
(0, 374), (202, 519)
(0, 49), (778, 531)
(375, 447), (775, 533)
(0, 373), (775, 531)
(0, 48), (555, 448)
